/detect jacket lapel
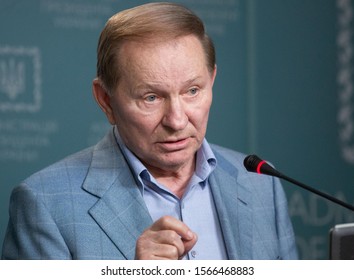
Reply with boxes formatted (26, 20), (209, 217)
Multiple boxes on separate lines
(81, 130), (255, 260)
(209, 157), (253, 260)
(82, 129), (152, 259)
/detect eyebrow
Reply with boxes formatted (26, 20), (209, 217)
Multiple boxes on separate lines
(139, 76), (204, 89)
(183, 76), (204, 85)
(135, 76), (203, 91)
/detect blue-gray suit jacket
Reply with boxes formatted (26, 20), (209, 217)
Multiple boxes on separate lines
(2, 129), (298, 259)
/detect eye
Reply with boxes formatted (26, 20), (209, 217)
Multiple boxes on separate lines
(145, 95), (157, 102)
(188, 87), (199, 96)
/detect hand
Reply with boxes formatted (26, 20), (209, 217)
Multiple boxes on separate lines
(135, 215), (198, 260)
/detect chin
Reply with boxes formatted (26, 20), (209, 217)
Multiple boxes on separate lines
(159, 155), (195, 170)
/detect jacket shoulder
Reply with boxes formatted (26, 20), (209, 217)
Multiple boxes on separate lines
(21, 129), (117, 193)
(210, 144), (247, 171)
(20, 146), (94, 193)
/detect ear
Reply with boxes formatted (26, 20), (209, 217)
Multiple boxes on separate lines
(211, 64), (217, 86)
(92, 78), (116, 125)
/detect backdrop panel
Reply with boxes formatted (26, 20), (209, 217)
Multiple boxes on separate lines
(1, 0), (353, 259)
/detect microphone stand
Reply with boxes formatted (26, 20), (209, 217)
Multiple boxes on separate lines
(244, 154), (354, 212)
(275, 171), (354, 212)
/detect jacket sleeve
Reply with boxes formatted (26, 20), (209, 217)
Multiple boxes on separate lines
(2, 184), (72, 260)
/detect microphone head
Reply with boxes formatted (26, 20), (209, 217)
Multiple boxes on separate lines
(243, 154), (263, 173)
(243, 154), (281, 177)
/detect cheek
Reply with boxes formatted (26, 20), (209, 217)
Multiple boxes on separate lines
(196, 111), (210, 134)
(117, 116), (154, 151)
(115, 106), (161, 138)
(191, 96), (212, 127)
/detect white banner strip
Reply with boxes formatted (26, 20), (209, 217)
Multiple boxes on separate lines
(0, 260), (353, 280)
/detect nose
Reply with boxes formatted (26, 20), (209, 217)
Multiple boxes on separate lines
(162, 97), (188, 131)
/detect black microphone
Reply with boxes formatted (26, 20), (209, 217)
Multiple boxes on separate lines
(243, 154), (354, 212)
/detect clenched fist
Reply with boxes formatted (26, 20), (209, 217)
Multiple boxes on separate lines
(135, 216), (198, 260)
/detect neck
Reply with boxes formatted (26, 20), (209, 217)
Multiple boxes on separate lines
(145, 160), (196, 199)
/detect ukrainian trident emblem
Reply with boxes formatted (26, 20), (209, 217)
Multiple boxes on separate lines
(0, 46), (41, 112)
(0, 58), (26, 100)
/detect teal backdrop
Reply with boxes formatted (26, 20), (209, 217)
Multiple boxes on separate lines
(1, 0), (354, 260)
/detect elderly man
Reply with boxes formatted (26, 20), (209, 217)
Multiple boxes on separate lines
(2, 2), (297, 260)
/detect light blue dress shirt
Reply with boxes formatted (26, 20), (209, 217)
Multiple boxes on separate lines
(114, 128), (227, 260)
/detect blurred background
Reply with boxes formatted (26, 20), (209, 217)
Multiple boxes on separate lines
(1, 0), (354, 259)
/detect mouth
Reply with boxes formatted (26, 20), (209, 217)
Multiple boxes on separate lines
(157, 137), (190, 151)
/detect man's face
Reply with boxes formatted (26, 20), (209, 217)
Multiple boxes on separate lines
(106, 35), (216, 173)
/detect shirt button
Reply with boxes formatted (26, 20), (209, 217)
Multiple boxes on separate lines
(191, 250), (197, 258)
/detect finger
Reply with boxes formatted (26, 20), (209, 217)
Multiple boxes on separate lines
(182, 231), (198, 255)
(136, 229), (185, 259)
(151, 229), (186, 257)
(136, 216), (197, 260)
(151, 216), (198, 258)
(151, 216), (196, 242)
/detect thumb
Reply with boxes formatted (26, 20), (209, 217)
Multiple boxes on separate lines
(181, 231), (198, 257)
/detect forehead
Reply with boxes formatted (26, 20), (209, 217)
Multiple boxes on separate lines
(118, 35), (208, 81)
(119, 35), (206, 68)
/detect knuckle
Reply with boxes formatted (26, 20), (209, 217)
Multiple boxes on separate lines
(167, 245), (180, 258)
(159, 215), (173, 226)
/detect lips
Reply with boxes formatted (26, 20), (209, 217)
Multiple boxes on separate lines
(157, 137), (190, 151)
(164, 138), (187, 143)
